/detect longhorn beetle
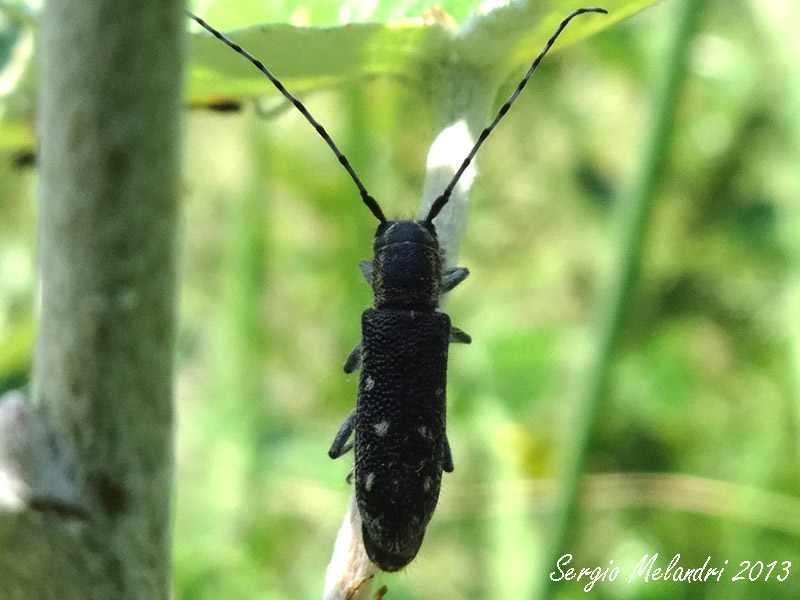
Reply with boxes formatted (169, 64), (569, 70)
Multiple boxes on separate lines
(189, 7), (607, 572)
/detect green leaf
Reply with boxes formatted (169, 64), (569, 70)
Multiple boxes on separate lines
(0, 0), (659, 150)
(477, 0), (659, 67)
(187, 0), (655, 104)
(186, 20), (453, 103)
(195, 0), (551, 28)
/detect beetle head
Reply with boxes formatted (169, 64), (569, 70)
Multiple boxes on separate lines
(371, 220), (442, 310)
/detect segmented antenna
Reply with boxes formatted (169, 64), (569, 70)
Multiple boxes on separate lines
(188, 12), (387, 223)
(425, 6), (607, 224)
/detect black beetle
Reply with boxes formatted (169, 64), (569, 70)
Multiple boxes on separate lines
(188, 6), (607, 572)
(327, 217), (471, 571)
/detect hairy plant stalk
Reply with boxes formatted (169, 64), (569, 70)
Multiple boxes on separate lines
(536, 2), (705, 598)
(0, 0), (183, 597)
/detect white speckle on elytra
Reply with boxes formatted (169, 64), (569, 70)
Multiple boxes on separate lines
(418, 426), (429, 439)
(435, 387), (444, 397)
(373, 421), (389, 437)
(365, 472), (375, 492)
(423, 476), (433, 492)
(365, 376), (375, 391)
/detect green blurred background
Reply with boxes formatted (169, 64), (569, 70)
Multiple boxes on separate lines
(1, 0), (799, 598)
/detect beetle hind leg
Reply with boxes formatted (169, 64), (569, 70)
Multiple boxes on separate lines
(329, 410), (356, 459)
(443, 435), (454, 473)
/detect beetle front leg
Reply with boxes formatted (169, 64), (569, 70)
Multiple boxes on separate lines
(329, 410), (356, 459)
(358, 261), (373, 285)
(449, 326), (471, 344)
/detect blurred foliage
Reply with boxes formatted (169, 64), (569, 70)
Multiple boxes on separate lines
(2, 0), (800, 599)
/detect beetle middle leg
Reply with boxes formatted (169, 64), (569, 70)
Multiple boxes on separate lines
(442, 267), (469, 293)
(329, 410), (356, 459)
(343, 343), (363, 373)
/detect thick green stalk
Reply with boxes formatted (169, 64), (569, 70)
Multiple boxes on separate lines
(0, 0), (183, 597)
(537, 1), (705, 598)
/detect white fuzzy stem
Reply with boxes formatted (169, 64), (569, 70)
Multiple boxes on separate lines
(420, 65), (497, 271)
(322, 495), (376, 600)
(419, 121), (476, 271)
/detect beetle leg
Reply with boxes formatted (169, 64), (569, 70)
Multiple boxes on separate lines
(449, 326), (471, 344)
(343, 343), (363, 373)
(442, 267), (469, 293)
(358, 261), (373, 285)
(329, 411), (356, 459)
(443, 435), (454, 473)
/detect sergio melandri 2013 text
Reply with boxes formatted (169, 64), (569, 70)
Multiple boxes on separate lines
(550, 553), (791, 592)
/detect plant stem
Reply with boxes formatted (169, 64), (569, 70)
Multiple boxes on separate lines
(0, 0), (183, 596)
(536, 1), (705, 597)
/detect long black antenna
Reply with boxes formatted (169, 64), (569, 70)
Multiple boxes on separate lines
(425, 6), (607, 224)
(188, 12), (387, 223)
